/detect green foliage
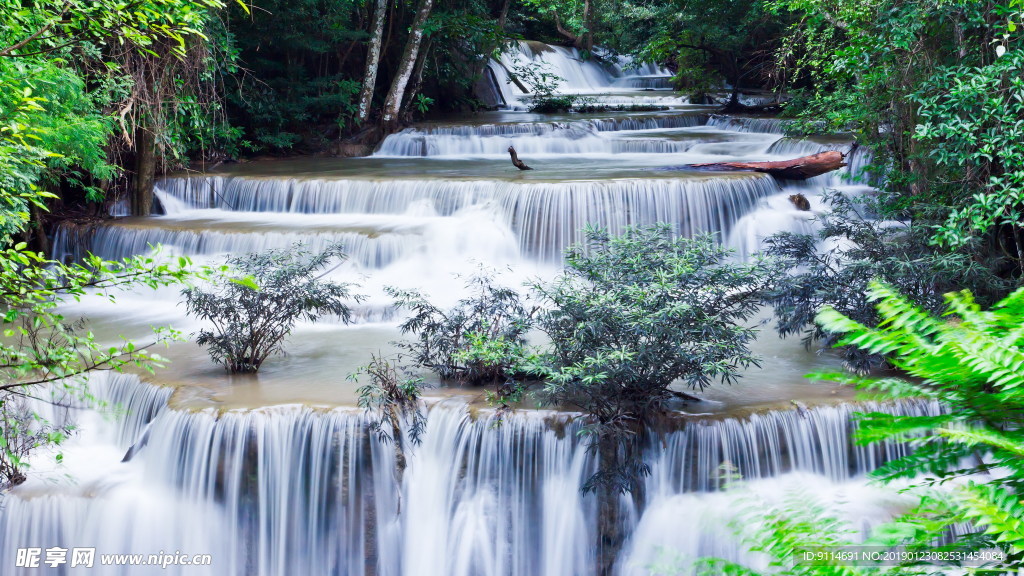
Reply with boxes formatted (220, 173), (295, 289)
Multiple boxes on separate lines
(532, 224), (780, 491)
(183, 244), (361, 373)
(413, 93), (435, 116)
(914, 50), (1024, 250)
(388, 225), (781, 493)
(225, 0), (364, 151)
(417, 7), (506, 111)
(224, 0), (503, 147)
(352, 353), (428, 447)
(1, 245), (195, 388)
(765, 192), (1014, 373)
(0, 396), (74, 489)
(818, 282), (1024, 492)
(389, 268), (535, 384)
(0, 243), (198, 487)
(1, 0), (242, 220)
(627, 0), (783, 90)
(535, 224), (777, 398)
(0, 0), (237, 59)
(770, 0), (1024, 265)
(0, 58), (114, 238)
(819, 282), (1024, 567)
(521, 0), (591, 43)
(681, 282), (1024, 575)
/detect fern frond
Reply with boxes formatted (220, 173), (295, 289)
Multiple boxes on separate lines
(957, 483), (1024, 555)
(939, 427), (1024, 458)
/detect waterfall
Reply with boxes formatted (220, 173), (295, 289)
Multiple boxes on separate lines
(18, 37), (903, 573)
(0, 373), (941, 576)
(53, 221), (416, 270)
(485, 40), (679, 110)
(706, 115), (791, 135)
(619, 472), (919, 574)
(643, 399), (938, 495)
(491, 40), (673, 95)
(376, 115), (708, 157)
(54, 174), (778, 264)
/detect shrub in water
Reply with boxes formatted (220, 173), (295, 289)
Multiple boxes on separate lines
(183, 244), (360, 373)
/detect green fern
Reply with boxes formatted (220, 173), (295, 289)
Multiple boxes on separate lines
(817, 280), (1024, 562)
(958, 483), (1024, 555)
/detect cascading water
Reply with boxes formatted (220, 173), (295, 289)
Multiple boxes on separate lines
(6, 40), (910, 576)
(1, 373), (939, 576)
(375, 115), (708, 157)
(61, 172), (780, 265)
(484, 41), (679, 110)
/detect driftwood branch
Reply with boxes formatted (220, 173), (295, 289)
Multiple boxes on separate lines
(508, 146), (532, 170)
(688, 150), (847, 181)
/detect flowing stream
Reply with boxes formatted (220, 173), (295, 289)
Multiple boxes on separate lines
(1, 43), (902, 575)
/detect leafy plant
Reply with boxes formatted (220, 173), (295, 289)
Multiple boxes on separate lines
(388, 268), (535, 384)
(0, 244), (198, 486)
(676, 281), (1024, 575)
(509, 61), (589, 113)
(183, 244), (360, 373)
(0, 58), (115, 239)
(770, 0), (1024, 276)
(0, 394), (74, 489)
(915, 49), (1024, 254)
(527, 224), (780, 571)
(818, 281), (1024, 558)
(413, 93), (435, 116)
(533, 224), (779, 452)
(351, 353), (427, 483)
(765, 192), (1014, 374)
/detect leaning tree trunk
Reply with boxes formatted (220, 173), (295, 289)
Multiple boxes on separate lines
(356, 0), (388, 125)
(132, 127), (157, 216)
(380, 0), (434, 133)
(399, 38), (432, 123)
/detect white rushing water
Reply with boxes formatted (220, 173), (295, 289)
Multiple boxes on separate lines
(484, 40), (680, 110)
(2, 374), (938, 576)
(4, 40), (895, 575)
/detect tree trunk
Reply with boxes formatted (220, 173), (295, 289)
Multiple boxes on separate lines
(554, 12), (580, 47)
(387, 404), (407, 516)
(582, 0), (594, 53)
(688, 150), (847, 181)
(381, 0), (434, 133)
(356, 0), (388, 125)
(132, 128), (157, 216)
(29, 204), (49, 255)
(596, 435), (624, 576)
(399, 38), (432, 122)
(497, 0), (510, 30)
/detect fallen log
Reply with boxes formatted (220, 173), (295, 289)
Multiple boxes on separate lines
(688, 150), (847, 181)
(508, 146), (532, 170)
